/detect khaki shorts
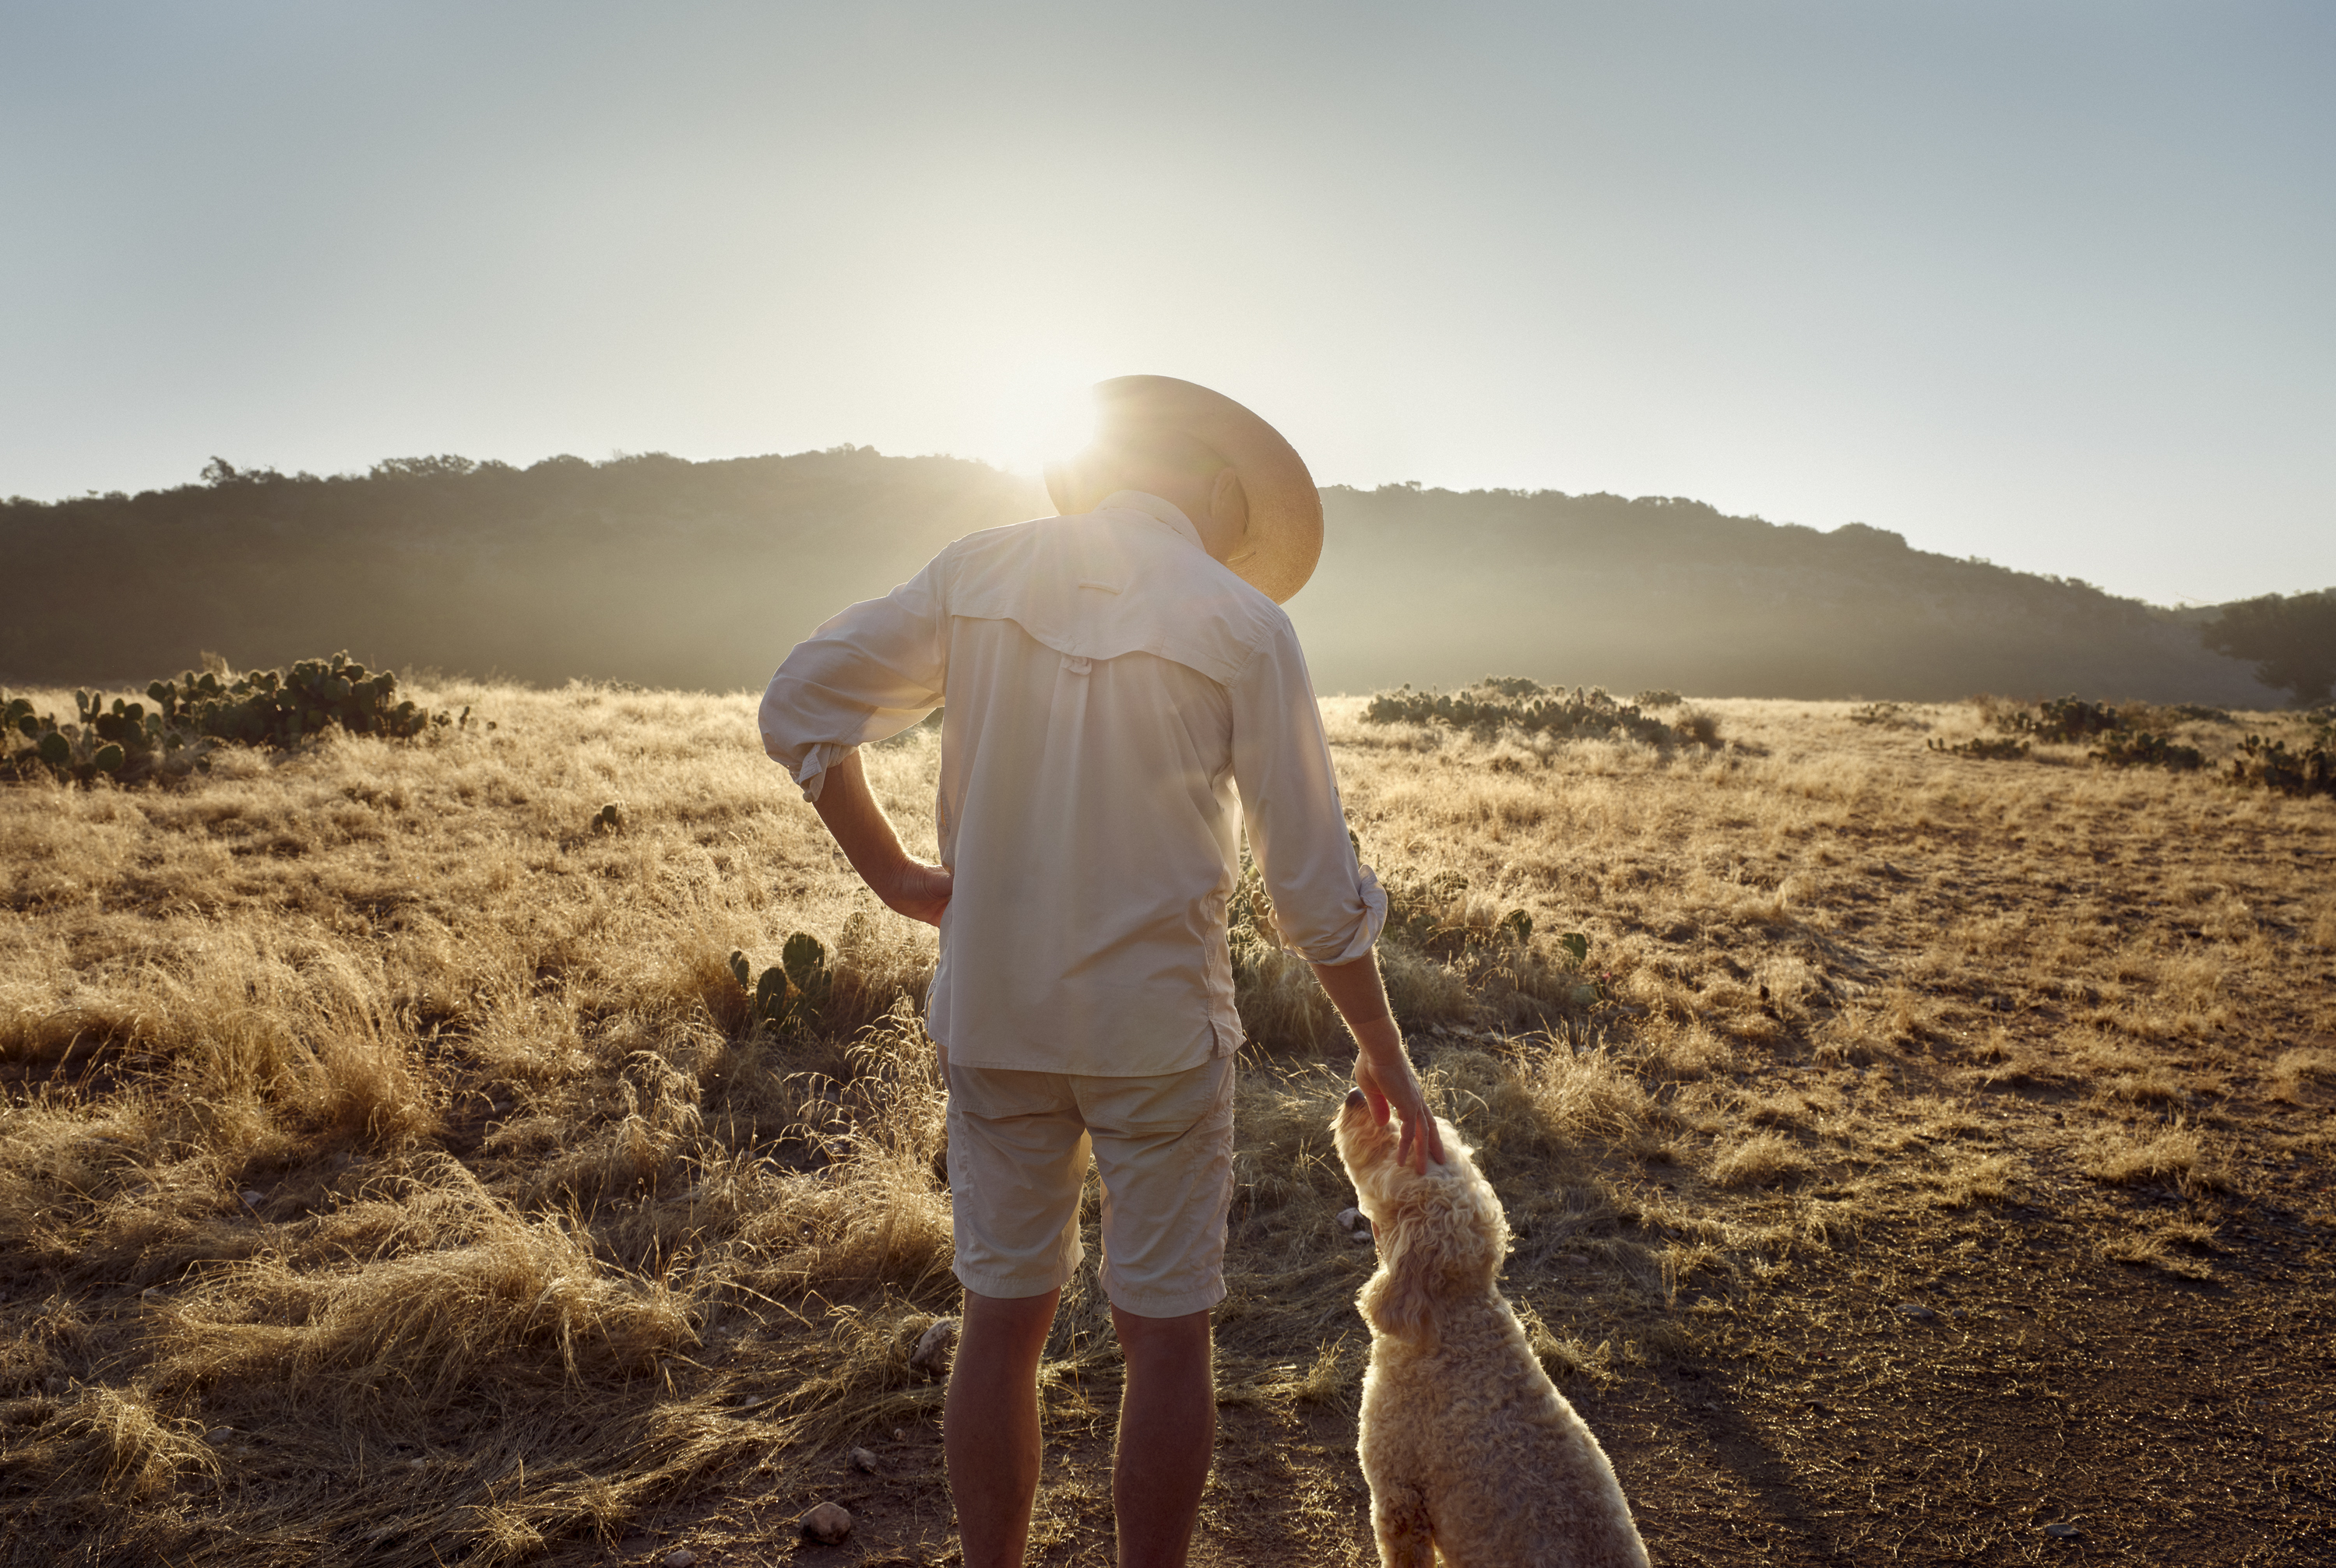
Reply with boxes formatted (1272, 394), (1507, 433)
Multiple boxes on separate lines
(943, 1053), (1236, 1319)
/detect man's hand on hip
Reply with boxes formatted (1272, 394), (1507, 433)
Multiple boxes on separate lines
(878, 860), (954, 927)
(807, 747), (952, 928)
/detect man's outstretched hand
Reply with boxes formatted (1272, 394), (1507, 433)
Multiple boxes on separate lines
(1355, 1046), (1444, 1175)
(1312, 951), (1445, 1174)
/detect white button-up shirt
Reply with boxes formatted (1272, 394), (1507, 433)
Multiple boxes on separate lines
(759, 490), (1386, 1076)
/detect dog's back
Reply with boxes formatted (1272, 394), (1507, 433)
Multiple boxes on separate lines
(1360, 1292), (1649, 1566)
(1335, 1102), (1649, 1566)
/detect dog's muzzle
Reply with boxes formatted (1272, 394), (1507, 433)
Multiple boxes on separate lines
(1344, 1087), (1368, 1110)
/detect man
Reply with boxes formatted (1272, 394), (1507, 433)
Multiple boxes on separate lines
(760, 375), (1443, 1568)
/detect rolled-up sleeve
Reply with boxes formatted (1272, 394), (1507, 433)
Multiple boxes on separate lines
(1230, 617), (1387, 964)
(759, 560), (948, 802)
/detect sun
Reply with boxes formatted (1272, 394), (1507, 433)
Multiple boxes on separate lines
(981, 364), (1103, 476)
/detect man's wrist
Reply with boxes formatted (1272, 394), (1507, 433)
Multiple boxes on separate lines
(1351, 1017), (1406, 1063)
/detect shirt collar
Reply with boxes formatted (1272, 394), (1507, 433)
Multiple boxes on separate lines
(1098, 490), (1205, 553)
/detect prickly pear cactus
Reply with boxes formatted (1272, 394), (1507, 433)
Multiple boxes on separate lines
(781, 933), (831, 1012)
(4, 652), (452, 789)
(722, 933), (835, 1037)
(753, 967), (792, 1032)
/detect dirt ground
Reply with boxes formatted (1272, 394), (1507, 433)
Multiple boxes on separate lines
(574, 1145), (2334, 1568)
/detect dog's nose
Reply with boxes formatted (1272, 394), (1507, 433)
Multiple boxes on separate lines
(1344, 1088), (1367, 1110)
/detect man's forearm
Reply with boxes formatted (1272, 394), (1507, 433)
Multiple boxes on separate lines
(806, 748), (953, 926)
(811, 748), (913, 887)
(1310, 953), (1405, 1063)
(1312, 950), (1444, 1168)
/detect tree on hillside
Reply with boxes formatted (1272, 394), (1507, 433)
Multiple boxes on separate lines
(2203, 589), (2336, 705)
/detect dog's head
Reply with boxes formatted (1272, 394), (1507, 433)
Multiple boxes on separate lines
(1332, 1088), (1510, 1351)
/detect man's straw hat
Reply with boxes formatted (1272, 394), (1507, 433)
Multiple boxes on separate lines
(1045, 375), (1324, 604)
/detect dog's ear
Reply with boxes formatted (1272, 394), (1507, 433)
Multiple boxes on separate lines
(1361, 1196), (1441, 1350)
(1360, 1186), (1472, 1350)
(1360, 1162), (1511, 1352)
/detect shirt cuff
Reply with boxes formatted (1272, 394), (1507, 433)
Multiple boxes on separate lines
(1303, 862), (1387, 966)
(792, 742), (850, 803)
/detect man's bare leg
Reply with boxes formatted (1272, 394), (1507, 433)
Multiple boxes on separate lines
(1110, 1305), (1215, 1568)
(946, 1287), (1061, 1568)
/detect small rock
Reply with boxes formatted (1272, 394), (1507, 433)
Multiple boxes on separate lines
(802, 1501), (853, 1544)
(663, 1550), (698, 1568)
(734, 1393), (766, 1410)
(239, 1189), (266, 1209)
(848, 1446), (878, 1474)
(909, 1317), (959, 1380)
(140, 1286), (165, 1302)
(892, 1427), (907, 1443)
(1335, 1207), (1365, 1232)
(205, 1426), (235, 1444)
(1894, 1302), (1937, 1322)
(2041, 1521), (2082, 1538)
(1350, 1228), (1375, 1245)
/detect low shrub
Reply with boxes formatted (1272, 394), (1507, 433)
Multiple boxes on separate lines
(2225, 732), (2335, 798)
(2, 652), (458, 787)
(1849, 701), (1916, 727)
(1933, 694), (2213, 774)
(2005, 695), (2129, 744)
(2091, 731), (2205, 772)
(1362, 677), (1716, 749)
(1928, 735), (2030, 761)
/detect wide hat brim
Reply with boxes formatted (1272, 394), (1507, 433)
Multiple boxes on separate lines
(1045, 375), (1323, 604)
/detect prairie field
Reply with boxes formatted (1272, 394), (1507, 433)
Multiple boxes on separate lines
(2, 680), (2332, 1566)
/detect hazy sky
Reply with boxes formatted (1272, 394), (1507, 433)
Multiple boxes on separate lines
(4, 2), (2330, 604)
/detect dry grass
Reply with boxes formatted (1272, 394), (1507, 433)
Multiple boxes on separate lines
(3, 684), (2333, 1565)
(2077, 1119), (2236, 1197)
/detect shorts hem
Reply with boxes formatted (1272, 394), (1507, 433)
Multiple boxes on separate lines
(953, 1260), (1077, 1301)
(1102, 1278), (1227, 1319)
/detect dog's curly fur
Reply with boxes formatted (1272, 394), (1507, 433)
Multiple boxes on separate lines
(1335, 1092), (1651, 1567)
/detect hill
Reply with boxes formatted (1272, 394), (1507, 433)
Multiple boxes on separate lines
(0, 451), (2281, 703)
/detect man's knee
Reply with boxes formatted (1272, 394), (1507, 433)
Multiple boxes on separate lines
(960, 1287), (1061, 1363)
(1112, 1305), (1212, 1367)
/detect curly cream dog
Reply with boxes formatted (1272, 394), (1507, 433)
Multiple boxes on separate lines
(1335, 1088), (1651, 1567)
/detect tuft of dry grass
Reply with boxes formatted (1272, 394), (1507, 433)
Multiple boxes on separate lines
(2268, 1045), (2334, 1104)
(2078, 1120), (2234, 1197)
(1708, 1130), (1813, 1190)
